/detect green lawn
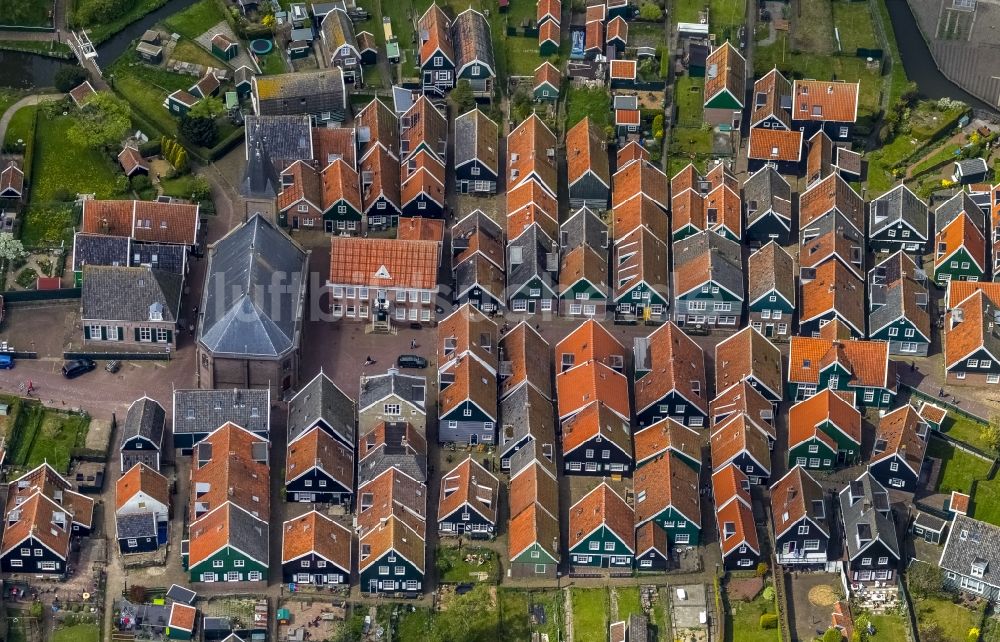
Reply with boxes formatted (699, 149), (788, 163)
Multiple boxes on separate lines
(3, 105), (36, 151)
(669, 126), (714, 174)
(983, 613), (1000, 642)
(170, 39), (222, 68)
(616, 586), (643, 621)
(571, 588), (609, 642)
(498, 589), (562, 642)
(258, 50), (287, 75)
(939, 413), (996, 455)
(28, 112), (124, 204)
(910, 143), (962, 177)
(109, 51), (197, 136)
(791, 0), (834, 54)
(396, 608), (434, 639)
(9, 403), (89, 473)
(926, 437), (992, 495)
(675, 74), (705, 127)
(914, 596), (984, 642)
(0, 40), (73, 58)
(378, 0), (417, 72)
(867, 612), (910, 641)
(724, 590), (779, 642)
(0, 89), (25, 118)
(566, 85), (611, 130)
(76, 0), (168, 44)
(832, 1), (878, 53)
(708, 0), (745, 41)
(755, 32), (881, 119)
(972, 476), (1000, 527)
(436, 546), (499, 583)
(4, 609), (29, 642)
(161, 0), (226, 39)
(51, 623), (99, 642)
(0, 0), (53, 27)
(673, 0), (704, 25)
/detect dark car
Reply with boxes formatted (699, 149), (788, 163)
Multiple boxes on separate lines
(62, 358), (96, 379)
(397, 354), (428, 369)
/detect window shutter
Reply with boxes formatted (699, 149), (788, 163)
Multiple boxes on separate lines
(118, 327), (124, 342)
(134, 328), (141, 342)
(83, 326), (90, 340)
(100, 326), (107, 341)
(166, 330), (173, 344)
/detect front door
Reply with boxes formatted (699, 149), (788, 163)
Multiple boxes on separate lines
(292, 216), (299, 229)
(460, 181), (468, 194)
(325, 220), (334, 233)
(528, 300), (536, 314)
(470, 433), (479, 446)
(765, 324), (774, 337)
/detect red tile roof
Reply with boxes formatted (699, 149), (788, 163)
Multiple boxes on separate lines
(617, 141), (649, 168)
(634, 417), (702, 466)
(534, 61), (561, 91)
(281, 510), (351, 570)
(189, 422), (270, 525)
(793, 80), (859, 123)
(556, 361), (630, 421)
(561, 399), (632, 456)
(566, 117), (611, 189)
(116, 462), (169, 511)
(569, 483), (634, 551)
(555, 318), (625, 370)
(507, 114), (558, 195)
(328, 237), (438, 289)
(799, 260), (865, 333)
(787, 389), (862, 449)
(770, 465), (826, 538)
(710, 413), (770, 473)
(614, 194), (669, 241)
(715, 326), (783, 399)
(438, 456), (499, 524)
(634, 452), (700, 528)
(945, 290), (999, 369)
(606, 15), (628, 43)
(712, 464), (757, 556)
(418, 4), (454, 65)
(747, 128), (803, 162)
(935, 211), (986, 273)
(799, 174), (864, 232)
(285, 427), (353, 491)
(788, 335), (892, 390)
(750, 68), (791, 127)
(610, 59), (637, 80)
(634, 321), (707, 416)
(704, 42), (746, 107)
(397, 216), (445, 243)
(871, 405), (928, 473)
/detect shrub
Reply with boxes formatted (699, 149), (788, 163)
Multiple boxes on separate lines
(823, 628), (844, 642)
(759, 613), (778, 629)
(762, 586), (775, 601)
(127, 585), (147, 604)
(138, 139), (162, 157)
(639, 2), (662, 20)
(130, 174), (152, 193)
(29, 601), (43, 618)
(16, 267), (38, 289)
(74, 0), (135, 26)
(755, 562), (769, 578)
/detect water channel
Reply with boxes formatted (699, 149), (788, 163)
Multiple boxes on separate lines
(0, 0), (200, 89)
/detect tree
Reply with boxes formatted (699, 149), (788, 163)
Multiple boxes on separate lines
(180, 115), (219, 148)
(984, 420), (1000, 453)
(823, 628), (845, 642)
(189, 176), (212, 201)
(907, 560), (944, 599)
(190, 96), (225, 120)
(639, 2), (662, 20)
(428, 585), (496, 642)
(852, 614), (872, 642)
(449, 80), (476, 115)
(54, 66), (88, 93)
(0, 233), (25, 271)
(67, 92), (131, 152)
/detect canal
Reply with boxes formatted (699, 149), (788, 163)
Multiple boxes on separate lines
(0, 0), (200, 89)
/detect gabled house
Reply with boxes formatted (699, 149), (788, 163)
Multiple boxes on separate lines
(715, 326), (783, 402)
(116, 463), (169, 555)
(617, 140), (649, 168)
(538, 18), (560, 56)
(276, 159), (364, 233)
(357, 467), (427, 594)
(917, 400), (947, 433)
(507, 224), (559, 314)
(613, 227), (669, 323)
(672, 230), (744, 328)
(703, 42), (746, 129)
(172, 388), (271, 453)
(287, 371), (356, 448)
(560, 245), (609, 317)
(281, 511), (351, 586)
(799, 260), (866, 338)
(749, 68), (792, 131)
(747, 127), (803, 173)
(508, 179), (558, 242)
(358, 369), (427, 435)
(437, 302), (498, 375)
(438, 456), (499, 538)
(508, 114), (558, 197)
(868, 276), (931, 356)
(327, 237), (439, 328)
(953, 158), (990, 185)
(791, 79), (859, 140)
(81, 265), (182, 349)
(285, 427), (354, 504)
(800, 208), (866, 282)
(417, 4), (455, 95)
(609, 60), (637, 88)
(839, 473), (900, 586)
(567, 117), (611, 209)
(557, 317), (626, 373)
(454, 109), (499, 195)
(771, 465), (830, 567)
(944, 289), (1000, 384)
(606, 16), (628, 52)
(869, 405), (928, 492)
(320, 9), (361, 80)
(869, 185), (928, 254)
(612, 160), (668, 211)
(747, 241), (796, 339)
(868, 250), (928, 313)
(0, 160), (24, 200)
(557, 357), (630, 421)
(533, 60), (561, 101)
(634, 522), (670, 572)
(561, 401), (633, 475)
(185, 423), (270, 584)
(451, 8), (496, 97)
(361, 146), (403, 228)
(251, 69), (348, 124)
(713, 464), (760, 570)
(710, 380), (775, 434)
(747, 69), (802, 172)
(120, 396), (166, 472)
(355, 97), (400, 162)
(669, 164), (707, 241)
(711, 413), (771, 484)
(499, 385), (557, 471)
(569, 483), (635, 569)
(561, 205), (610, 255)
(934, 192), (987, 285)
(940, 515), (1000, 601)
(584, 19), (603, 59)
(438, 356), (498, 445)
(537, 0), (560, 26)
(400, 96), (448, 165)
(498, 320), (553, 400)
(743, 166), (793, 245)
(633, 451), (701, 546)
(634, 417), (702, 470)
(614, 194), (669, 242)
(787, 326), (896, 406)
(400, 149), (446, 217)
(508, 458), (560, 578)
(799, 173), (864, 236)
(633, 321), (708, 427)
(787, 389), (862, 470)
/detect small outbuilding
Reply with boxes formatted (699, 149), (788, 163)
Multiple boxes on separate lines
(136, 41), (163, 63)
(211, 33), (238, 61)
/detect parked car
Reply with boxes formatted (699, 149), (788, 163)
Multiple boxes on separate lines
(397, 354), (428, 369)
(0, 355), (14, 369)
(62, 358), (96, 379)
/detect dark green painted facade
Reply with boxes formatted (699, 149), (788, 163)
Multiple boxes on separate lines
(360, 551), (423, 593)
(935, 247), (984, 284)
(641, 507), (700, 546)
(569, 526), (633, 568)
(705, 90), (742, 110)
(188, 545), (267, 583)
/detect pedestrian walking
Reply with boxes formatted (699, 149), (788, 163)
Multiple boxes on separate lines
(410, 339), (417, 349)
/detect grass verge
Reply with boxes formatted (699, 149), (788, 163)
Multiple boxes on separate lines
(571, 588), (609, 642)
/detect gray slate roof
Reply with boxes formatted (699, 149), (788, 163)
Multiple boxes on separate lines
(940, 515), (1000, 588)
(198, 215), (308, 359)
(73, 233), (130, 272)
(227, 504), (269, 565)
(507, 225), (558, 292)
(121, 397), (166, 448)
(743, 166), (792, 227)
(287, 371), (357, 445)
(672, 230), (744, 298)
(173, 388), (270, 435)
(868, 251), (926, 308)
(500, 384), (556, 458)
(359, 452), (426, 485)
(455, 254), (505, 301)
(560, 206), (608, 254)
(838, 472), (899, 561)
(870, 184), (928, 237)
(955, 157), (988, 177)
(628, 615), (650, 642)
(131, 242), (186, 275)
(243, 114), (314, 171)
(116, 511), (157, 539)
(359, 370), (427, 412)
(454, 109), (499, 174)
(452, 9), (495, 75)
(935, 191), (984, 233)
(240, 139), (281, 198)
(869, 278), (927, 336)
(81, 266), (182, 323)
(508, 435), (557, 478)
(166, 584), (197, 605)
(748, 241), (795, 306)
